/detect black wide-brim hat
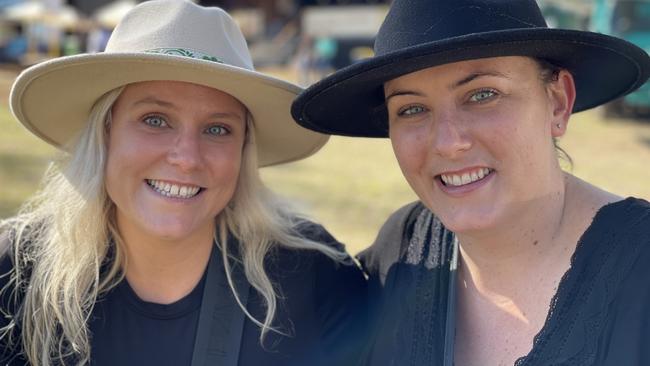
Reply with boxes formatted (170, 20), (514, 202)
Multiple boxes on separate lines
(292, 0), (650, 137)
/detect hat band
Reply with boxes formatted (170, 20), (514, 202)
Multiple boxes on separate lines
(144, 47), (224, 64)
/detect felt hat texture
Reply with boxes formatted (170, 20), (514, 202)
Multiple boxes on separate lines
(11, 0), (328, 166)
(292, 0), (650, 137)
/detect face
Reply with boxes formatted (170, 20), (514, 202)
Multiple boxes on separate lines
(106, 80), (247, 243)
(385, 56), (575, 234)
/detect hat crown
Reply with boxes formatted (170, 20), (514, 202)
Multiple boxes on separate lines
(375, 0), (547, 56)
(105, 0), (253, 70)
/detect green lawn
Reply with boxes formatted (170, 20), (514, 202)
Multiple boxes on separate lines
(2, 67), (650, 254)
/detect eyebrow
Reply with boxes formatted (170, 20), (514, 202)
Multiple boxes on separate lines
(451, 71), (510, 88)
(385, 70), (511, 102)
(384, 90), (425, 102)
(132, 96), (244, 120)
(133, 96), (175, 108)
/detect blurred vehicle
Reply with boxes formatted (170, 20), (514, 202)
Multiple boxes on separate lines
(295, 4), (387, 85)
(540, 1), (590, 30)
(592, 0), (650, 117)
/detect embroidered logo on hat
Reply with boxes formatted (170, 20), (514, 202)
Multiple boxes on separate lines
(144, 48), (224, 64)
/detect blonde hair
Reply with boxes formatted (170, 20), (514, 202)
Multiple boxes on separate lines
(0, 87), (344, 365)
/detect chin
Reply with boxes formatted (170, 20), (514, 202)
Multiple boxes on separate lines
(428, 202), (501, 235)
(140, 217), (209, 242)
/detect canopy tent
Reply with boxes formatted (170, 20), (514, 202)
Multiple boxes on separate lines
(93, 0), (136, 28)
(1, 1), (83, 28)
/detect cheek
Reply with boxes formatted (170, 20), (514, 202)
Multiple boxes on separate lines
(205, 143), (244, 186)
(390, 126), (429, 179)
(483, 110), (553, 171)
(104, 124), (160, 194)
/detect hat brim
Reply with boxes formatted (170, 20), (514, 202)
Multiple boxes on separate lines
(292, 28), (650, 137)
(11, 52), (329, 167)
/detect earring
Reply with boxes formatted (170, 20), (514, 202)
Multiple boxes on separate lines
(556, 123), (561, 129)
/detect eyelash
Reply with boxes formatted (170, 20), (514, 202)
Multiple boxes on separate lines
(143, 115), (167, 128)
(142, 115), (230, 136)
(468, 88), (498, 103)
(395, 88), (499, 115)
(205, 125), (229, 136)
(397, 104), (427, 117)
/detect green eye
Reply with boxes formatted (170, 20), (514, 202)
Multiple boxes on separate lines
(206, 125), (228, 136)
(469, 89), (497, 103)
(400, 105), (426, 116)
(143, 115), (167, 127)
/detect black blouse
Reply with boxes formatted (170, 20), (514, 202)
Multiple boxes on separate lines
(359, 197), (650, 366)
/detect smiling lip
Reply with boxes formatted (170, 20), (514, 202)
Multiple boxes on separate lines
(145, 179), (204, 199)
(435, 167), (494, 196)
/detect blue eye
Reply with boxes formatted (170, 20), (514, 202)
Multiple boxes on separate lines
(206, 125), (228, 136)
(469, 89), (497, 103)
(399, 105), (426, 116)
(143, 115), (167, 127)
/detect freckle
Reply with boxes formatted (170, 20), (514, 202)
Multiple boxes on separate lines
(533, 240), (538, 246)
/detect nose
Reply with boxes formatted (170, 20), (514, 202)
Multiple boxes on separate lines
(431, 112), (472, 158)
(166, 129), (202, 172)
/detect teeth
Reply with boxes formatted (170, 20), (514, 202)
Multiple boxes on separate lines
(461, 173), (471, 185)
(440, 168), (491, 187)
(146, 180), (201, 199)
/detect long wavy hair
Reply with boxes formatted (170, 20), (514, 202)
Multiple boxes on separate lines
(0, 86), (344, 365)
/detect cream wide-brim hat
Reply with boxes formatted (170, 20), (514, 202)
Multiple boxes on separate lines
(10, 0), (328, 167)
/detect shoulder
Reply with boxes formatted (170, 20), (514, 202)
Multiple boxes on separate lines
(575, 197), (650, 313)
(587, 197), (650, 249)
(267, 219), (364, 288)
(293, 219), (347, 253)
(0, 226), (21, 358)
(582, 198), (650, 361)
(0, 228), (16, 282)
(580, 197), (650, 276)
(609, 197), (650, 273)
(265, 220), (368, 365)
(0, 228), (13, 259)
(357, 201), (430, 278)
(594, 196), (650, 226)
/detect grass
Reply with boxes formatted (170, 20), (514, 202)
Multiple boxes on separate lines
(0, 105), (56, 219)
(1, 67), (650, 254)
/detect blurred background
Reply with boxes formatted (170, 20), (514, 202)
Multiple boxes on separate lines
(1, 0), (650, 254)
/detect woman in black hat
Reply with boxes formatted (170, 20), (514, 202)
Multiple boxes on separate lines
(0, 1), (366, 365)
(293, 0), (650, 365)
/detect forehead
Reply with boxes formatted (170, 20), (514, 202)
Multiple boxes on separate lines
(385, 56), (540, 90)
(116, 80), (246, 112)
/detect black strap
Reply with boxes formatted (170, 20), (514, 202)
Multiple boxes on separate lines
(191, 241), (250, 366)
(443, 238), (458, 366)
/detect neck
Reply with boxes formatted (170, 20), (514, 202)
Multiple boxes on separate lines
(457, 176), (569, 296)
(116, 218), (215, 304)
(453, 173), (621, 365)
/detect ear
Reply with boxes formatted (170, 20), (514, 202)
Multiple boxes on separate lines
(547, 70), (576, 138)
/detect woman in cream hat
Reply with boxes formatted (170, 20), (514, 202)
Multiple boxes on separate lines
(293, 0), (650, 365)
(0, 1), (366, 365)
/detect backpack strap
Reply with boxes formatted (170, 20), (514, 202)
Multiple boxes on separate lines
(191, 238), (250, 366)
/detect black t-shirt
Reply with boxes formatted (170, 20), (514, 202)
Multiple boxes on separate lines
(89, 272), (206, 366)
(0, 222), (368, 366)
